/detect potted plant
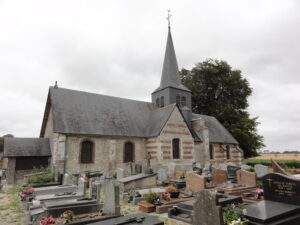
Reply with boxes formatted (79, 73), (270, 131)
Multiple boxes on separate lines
(165, 185), (180, 198)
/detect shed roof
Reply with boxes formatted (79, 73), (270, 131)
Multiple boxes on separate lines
(3, 138), (51, 157)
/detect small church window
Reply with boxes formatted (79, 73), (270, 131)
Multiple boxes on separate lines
(226, 145), (230, 159)
(156, 98), (160, 107)
(209, 144), (214, 160)
(176, 95), (181, 105)
(80, 140), (94, 163)
(181, 96), (187, 107)
(172, 138), (180, 159)
(124, 142), (134, 163)
(160, 96), (165, 107)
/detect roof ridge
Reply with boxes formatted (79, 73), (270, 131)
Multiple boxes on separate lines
(49, 86), (153, 105)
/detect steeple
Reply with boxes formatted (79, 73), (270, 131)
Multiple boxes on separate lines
(153, 12), (190, 93)
(151, 11), (192, 123)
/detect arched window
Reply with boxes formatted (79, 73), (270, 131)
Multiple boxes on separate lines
(172, 138), (180, 159)
(226, 145), (230, 159)
(80, 140), (94, 163)
(181, 96), (187, 107)
(160, 96), (165, 107)
(156, 98), (160, 107)
(176, 95), (181, 105)
(209, 144), (214, 160)
(124, 142), (134, 163)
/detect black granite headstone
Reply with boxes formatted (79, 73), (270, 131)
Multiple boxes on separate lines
(227, 165), (240, 182)
(262, 173), (300, 205)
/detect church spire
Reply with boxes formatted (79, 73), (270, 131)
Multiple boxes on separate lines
(154, 11), (190, 92)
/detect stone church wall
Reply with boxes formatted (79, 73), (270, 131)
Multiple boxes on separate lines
(147, 107), (195, 168)
(211, 143), (242, 167)
(64, 136), (147, 175)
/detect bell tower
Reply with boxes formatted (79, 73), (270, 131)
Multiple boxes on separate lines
(152, 11), (192, 113)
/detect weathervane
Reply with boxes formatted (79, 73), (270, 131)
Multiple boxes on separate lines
(166, 9), (171, 28)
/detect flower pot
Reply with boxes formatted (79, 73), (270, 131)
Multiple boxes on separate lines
(170, 191), (180, 198)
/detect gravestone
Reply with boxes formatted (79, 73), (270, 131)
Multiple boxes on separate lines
(212, 169), (228, 186)
(227, 165), (240, 182)
(254, 164), (268, 178)
(186, 172), (206, 193)
(236, 170), (256, 187)
(78, 177), (86, 196)
(116, 168), (124, 180)
(262, 173), (300, 205)
(157, 167), (168, 182)
(193, 190), (224, 225)
(243, 173), (300, 225)
(241, 164), (252, 171)
(102, 180), (120, 216)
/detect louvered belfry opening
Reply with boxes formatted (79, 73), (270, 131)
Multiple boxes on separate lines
(80, 140), (94, 163)
(172, 138), (180, 159)
(124, 142), (134, 163)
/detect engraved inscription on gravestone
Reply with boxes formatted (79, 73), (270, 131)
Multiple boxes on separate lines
(262, 173), (300, 205)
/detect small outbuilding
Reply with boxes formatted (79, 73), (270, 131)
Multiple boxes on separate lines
(3, 138), (51, 184)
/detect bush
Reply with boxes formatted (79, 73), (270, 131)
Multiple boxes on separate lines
(243, 159), (300, 168)
(27, 168), (54, 185)
(144, 191), (157, 204)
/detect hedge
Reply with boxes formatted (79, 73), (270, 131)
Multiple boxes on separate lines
(243, 159), (300, 168)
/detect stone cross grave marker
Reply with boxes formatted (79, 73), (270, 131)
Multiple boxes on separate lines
(254, 164), (268, 178)
(262, 173), (300, 205)
(193, 189), (224, 225)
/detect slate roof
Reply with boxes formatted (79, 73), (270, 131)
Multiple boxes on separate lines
(192, 114), (238, 144)
(3, 138), (51, 157)
(40, 87), (180, 138)
(153, 27), (190, 93)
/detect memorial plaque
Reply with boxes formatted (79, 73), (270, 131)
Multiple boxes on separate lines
(262, 173), (300, 205)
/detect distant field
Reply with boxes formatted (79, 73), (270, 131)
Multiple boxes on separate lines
(254, 153), (300, 161)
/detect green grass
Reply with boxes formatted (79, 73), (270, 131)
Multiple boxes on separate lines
(243, 159), (300, 168)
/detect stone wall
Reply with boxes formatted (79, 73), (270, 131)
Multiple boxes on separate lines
(211, 143), (242, 167)
(64, 136), (147, 175)
(146, 107), (195, 168)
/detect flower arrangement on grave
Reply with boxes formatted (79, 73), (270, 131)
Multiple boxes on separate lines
(39, 215), (55, 225)
(61, 210), (74, 224)
(223, 204), (248, 225)
(165, 185), (179, 198)
(254, 187), (264, 199)
(144, 191), (157, 204)
(19, 186), (35, 201)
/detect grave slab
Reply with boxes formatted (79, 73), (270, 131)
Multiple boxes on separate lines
(88, 213), (164, 225)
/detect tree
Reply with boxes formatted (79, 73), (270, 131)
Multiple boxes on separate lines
(180, 59), (264, 158)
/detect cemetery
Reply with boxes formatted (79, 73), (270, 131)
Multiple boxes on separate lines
(0, 158), (299, 225)
(0, 3), (299, 225)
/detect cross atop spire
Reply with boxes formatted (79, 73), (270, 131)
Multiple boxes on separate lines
(166, 9), (171, 29)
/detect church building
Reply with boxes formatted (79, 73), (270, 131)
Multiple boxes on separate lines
(3, 24), (242, 184)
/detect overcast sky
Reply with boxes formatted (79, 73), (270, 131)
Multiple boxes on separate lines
(0, 0), (299, 151)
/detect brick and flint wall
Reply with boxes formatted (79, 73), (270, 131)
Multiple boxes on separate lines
(146, 107), (195, 165)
